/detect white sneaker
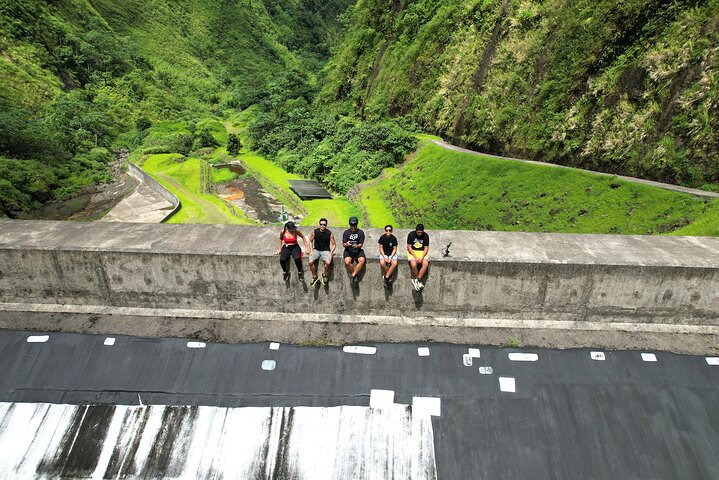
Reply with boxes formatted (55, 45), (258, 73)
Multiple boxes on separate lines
(412, 278), (421, 291)
(417, 279), (424, 290)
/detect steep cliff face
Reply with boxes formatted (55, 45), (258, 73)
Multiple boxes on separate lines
(321, 0), (719, 187)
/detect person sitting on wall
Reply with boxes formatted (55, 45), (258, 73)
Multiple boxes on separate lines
(407, 223), (429, 291)
(309, 217), (336, 286)
(342, 216), (366, 285)
(275, 221), (309, 282)
(378, 224), (398, 288)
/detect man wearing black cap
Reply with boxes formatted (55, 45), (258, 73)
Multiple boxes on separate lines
(342, 216), (366, 284)
(407, 223), (429, 291)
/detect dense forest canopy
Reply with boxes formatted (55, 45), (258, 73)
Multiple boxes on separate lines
(1, 0), (717, 221)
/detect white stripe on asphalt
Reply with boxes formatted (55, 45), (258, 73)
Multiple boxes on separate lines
(641, 353), (658, 362)
(370, 389), (395, 409)
(261, 360), (276, 371)
(26, 335), (49, 343)
(499, 377), (516, 392)
(468, 348), (480, 358)
(706, 357), (719, 366)
(417, 347), (430, 357)
(412, 397), (441, 417)
(269, 342), (280, 350)
(591, 351), (605, 361)
(508, 353), (538, 362)
(104, 337), (116, 346)
(343, 346), (377, 355)
(187, 341), (206, 349)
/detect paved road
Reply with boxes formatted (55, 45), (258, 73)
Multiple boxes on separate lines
(1, 328), (718, 479)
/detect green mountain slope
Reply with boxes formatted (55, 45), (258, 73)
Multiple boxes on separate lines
(0, 0), (352, 216)
(320, 0), (719, 190)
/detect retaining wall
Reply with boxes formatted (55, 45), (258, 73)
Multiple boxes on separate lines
(0, 221), (717, 326)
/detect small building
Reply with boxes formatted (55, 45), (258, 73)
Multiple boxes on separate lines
(288, 180), (333, 200)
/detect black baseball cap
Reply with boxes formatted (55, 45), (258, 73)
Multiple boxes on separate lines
(285, 221), (296, 230)
(349, 216), (359, 225)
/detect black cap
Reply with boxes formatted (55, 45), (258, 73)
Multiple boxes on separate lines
(349, 216), (359, 225)
(285, 221), (296, 230)
(415, 223), (425, 231)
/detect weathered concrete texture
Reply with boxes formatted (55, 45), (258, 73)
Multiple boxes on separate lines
(0, 221), (717, 326)
(101, 164), (178, 223)
(0, 403), (436, 479)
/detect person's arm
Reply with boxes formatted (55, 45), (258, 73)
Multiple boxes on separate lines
(342, 232), (350, 248)
(355, 231), (364, 250)
(298, 230), (309, 254)
(330, 233), (336, 255)
(309, 230), (315, 256)
(378, 239), (384, 258)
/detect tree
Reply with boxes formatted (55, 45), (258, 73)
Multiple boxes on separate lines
(227, 133), (242, 156)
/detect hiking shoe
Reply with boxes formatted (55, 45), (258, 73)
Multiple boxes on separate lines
(283, 271), (290, 281)
(417, 279), (424, 290)
(384, 276), (390, 288)
(321, 275), (328, 286)
(298, 271), (304, 281)
(311, 276), (320, 286)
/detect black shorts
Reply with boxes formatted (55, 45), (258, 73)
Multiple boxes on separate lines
(343, 249), (366, 261)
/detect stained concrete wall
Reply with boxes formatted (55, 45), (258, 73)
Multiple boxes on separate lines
(0, 220), (717, 325)
(127, 163), (180, 213)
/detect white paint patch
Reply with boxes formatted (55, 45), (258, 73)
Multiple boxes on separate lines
(26, 335), (49, 343)
(370, 389), (395, 409)
(478, 366), (494, 375)
(706, 357), (719, 366)
(499, 377), (516, 393)
(468, 348), (481, 358)
(104, 337), (116, 346)
(269, 342), (280, 350)
(261, 360), (276, 371)
(508, 352), (539, 362)
(343, 345), (377, 355)
(187, 341), (206, 349)
(0, 402), (438, 479)
(462, 354), (473, 367)
(591, 351), (605, 361)
(412, 397), (441, 417)
(418, 347), (430, 357)
(641, 353), (658, 362)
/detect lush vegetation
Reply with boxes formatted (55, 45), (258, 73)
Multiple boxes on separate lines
(244, 72), (418, 194)
(0, 0), (353, 217)
(358, 142), (719, 235)
(321, 0), (719, 191)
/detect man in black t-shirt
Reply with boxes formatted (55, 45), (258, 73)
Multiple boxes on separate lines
(309, 217), (336, 286)
(342, 216), (365, 284)
(378, 224), (398, 288)
(407, 223), (430, 291)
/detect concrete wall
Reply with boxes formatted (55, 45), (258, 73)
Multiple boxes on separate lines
(1, 220), (717, 326)
(127, 163), (180, 217)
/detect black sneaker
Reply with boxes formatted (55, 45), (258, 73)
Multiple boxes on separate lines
(298, 271), (304, 281)
(384, 276), (390, 288)
(283, 271), (290, 281)
(311, 277), (320, 286)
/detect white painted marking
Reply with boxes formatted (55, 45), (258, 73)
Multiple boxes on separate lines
(26, 335), (49, 343)
(508, 352), (538, 362)
(412, 397), (441, 417)
(370, 389), (395, 409)
(591, 351), (605, 361)
(187, 341), (206, 349)
(468, 348), (480, 358)
(641, 353), (658, 362)
(462, 354), (472, 367)
(418, 347), (430, 357)
(478, 366), (494, 375)
(261, 360), (276, 371)
(499, 377), (516, 392)
(343, 345), (377, 355)
(706, 357), (719, 366)
(269, 342), (280, 350)
(104, 337), (116, 346)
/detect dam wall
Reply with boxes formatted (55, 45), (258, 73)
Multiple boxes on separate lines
(1, 221), (717, 328)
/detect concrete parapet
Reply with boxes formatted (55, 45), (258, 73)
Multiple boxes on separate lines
(1, 221), (717, 328)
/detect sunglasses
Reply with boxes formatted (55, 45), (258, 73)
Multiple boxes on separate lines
(319, 223), (327, 226)
(385, 228), (392, 232)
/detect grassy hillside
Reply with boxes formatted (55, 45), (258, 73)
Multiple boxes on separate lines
(321, 0), (719, 191)
(358, 142), (718, 235)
